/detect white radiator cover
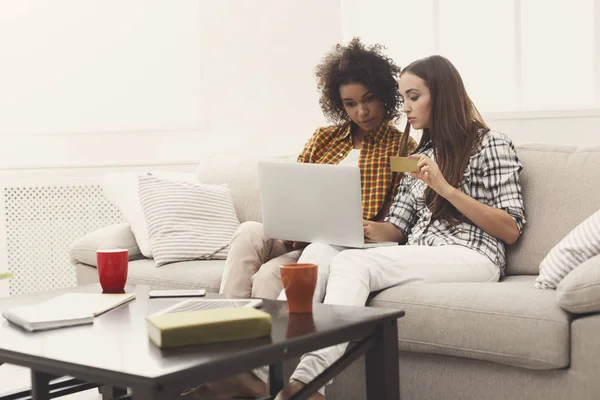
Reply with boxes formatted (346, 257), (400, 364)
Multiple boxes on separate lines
(3, 184), (124, 295)
(0, 162), (198, 298)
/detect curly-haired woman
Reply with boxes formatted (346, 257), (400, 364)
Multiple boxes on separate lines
(218, 38), (416, 303)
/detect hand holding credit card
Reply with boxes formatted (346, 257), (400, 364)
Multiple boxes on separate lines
(390, 156), (419, 173)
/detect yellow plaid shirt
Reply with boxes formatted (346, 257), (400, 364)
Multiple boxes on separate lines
(298, 120), (417, 221)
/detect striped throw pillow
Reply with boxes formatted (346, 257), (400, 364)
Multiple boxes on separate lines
(138, 175), (240, 267)
(535, 209), (600, 289)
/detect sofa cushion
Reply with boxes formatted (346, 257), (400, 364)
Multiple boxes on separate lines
(506, 144), (600, 275)
(125, 258), (224, 293)
(535, 209), (600, 289)
(196, 154), (296, 224)
(138, 175), (240, 266)
(100, 171), (198, 258)
(557, 254), (600, 314)
(369, 275), (571, 370)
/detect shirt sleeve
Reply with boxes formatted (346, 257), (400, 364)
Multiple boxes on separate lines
(385, 175), (418, 238)
(297, 128), (323, 163)
(479, 134), (526, 233)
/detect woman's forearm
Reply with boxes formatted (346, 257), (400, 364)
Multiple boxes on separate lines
(444, 187), (520, 244)
(380, 222), (406, 243)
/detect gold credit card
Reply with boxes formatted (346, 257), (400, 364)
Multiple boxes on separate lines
(390, 156), (418, 173)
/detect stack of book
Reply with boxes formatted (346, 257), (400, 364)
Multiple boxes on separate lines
(146, 306), (272, 349)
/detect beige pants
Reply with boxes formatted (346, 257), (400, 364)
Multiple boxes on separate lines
(220, 221), (301, 298)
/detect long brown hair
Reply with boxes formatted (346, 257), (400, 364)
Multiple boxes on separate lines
(401, 55), (489, 225)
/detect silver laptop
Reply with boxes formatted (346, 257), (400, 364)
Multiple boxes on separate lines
(257, 160), (397, 248)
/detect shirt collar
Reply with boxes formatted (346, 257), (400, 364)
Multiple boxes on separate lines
(369, 119), (390, 141)
(335, 120), (390, 142)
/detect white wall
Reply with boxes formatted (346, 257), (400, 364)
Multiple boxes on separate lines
(485, 112), (600, 147)
(199, 0), (341, 157)
(0, 0), (342, 170)
(0, 0), (204, 135)
(0, 0), (207, 168)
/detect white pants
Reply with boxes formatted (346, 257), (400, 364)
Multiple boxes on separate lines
(276, 243), (346, 302)
(255, 243), (500, 394)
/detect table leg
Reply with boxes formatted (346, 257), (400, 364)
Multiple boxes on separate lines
(365, 319), (400, 400)
(132, 386), (172, 400)
(100, 384), (128, 400)
(31, 370), (54, 400)
(269, 363), (284, 396)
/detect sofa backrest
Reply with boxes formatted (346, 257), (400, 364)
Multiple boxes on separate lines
(505, 144), (600, 275)
(195, 145), (600, 277)
(196, 154), (295, 224)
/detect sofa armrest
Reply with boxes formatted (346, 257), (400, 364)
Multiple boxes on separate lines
(69, 223), (144, 267)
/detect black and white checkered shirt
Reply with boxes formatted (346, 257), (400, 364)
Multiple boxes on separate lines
(385, 130), (525, 271)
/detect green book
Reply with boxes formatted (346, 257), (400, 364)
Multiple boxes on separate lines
(146, 307), (272, 348)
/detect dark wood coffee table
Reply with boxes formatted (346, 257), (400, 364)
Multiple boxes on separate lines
(0, 284), (403, 400)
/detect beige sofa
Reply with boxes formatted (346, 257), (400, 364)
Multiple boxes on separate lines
(70, 144), (600, 399)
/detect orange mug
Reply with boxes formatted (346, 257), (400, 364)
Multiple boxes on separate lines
(280, 263), (317, 313)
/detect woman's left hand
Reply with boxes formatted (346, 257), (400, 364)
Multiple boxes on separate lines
(408, 154), (453, 198)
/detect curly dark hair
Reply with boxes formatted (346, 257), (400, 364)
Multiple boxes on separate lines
(315, 37), (402, 124)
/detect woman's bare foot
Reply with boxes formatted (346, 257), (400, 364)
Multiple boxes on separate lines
(181, 371), (267, 398)
(275, 379), (325, 400)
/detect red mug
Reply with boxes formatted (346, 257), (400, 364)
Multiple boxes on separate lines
(96, 249), (128, 293)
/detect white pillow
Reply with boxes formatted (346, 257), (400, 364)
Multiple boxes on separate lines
(100, 171), (197, 258)
(138, 175), (240, 267)
(535, 209), (600, 290)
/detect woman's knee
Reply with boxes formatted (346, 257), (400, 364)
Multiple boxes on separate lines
(252, 261), (280, 282)
(329, 250), (369, 277)
(231, 221), (266, 245)
(235, 221), (265, 237)
(301, 242), (335, 257)
(323, 250), (372, 304)
(300, 243), (343, 269)
(251, 261), (283, 298)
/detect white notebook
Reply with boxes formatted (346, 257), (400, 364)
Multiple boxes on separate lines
(2, 292), (135, 332)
